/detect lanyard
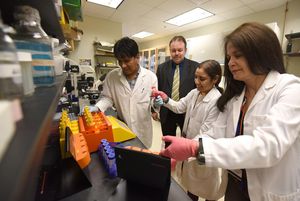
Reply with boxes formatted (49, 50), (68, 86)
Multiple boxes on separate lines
(235, 96), (250, 199)
(235, 96), (247, 137)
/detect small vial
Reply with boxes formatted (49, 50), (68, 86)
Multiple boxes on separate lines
(107, 152), (116, 177)
(104, 145), (112, 167)
(107, 152), (115, 168)
(100, 139), (108, 151)
(104, 144), (112, 154)
(101, 139), (108, 144)
(100, 139), (109, 158)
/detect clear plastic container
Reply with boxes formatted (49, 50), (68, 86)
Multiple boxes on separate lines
(0, 14), (23, 121)
(12, 5), (55, 87)
(0, 19), (23, 99)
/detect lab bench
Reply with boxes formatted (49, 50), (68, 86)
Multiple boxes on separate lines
(0, 72), (191, 201)
(0, 74), (67, 201)
(56, 138), (192, 201)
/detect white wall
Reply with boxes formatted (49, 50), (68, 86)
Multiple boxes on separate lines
(139, 0), (300, 76)
(186, 22), (280, 64)
(186, 32), (227, 63)
(67, 15), (122, 67)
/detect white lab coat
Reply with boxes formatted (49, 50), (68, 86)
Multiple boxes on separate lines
(165, 88), (227, 199)
(165, 87), (221, 139)
(202, 71), (300, 201)
(95, 67), (157, 148)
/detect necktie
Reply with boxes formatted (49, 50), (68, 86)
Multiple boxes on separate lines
(171, 65), (180, 101)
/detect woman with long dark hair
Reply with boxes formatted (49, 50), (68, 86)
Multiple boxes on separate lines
(160, 22), (300, 201)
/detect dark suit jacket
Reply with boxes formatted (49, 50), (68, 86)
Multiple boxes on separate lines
(156, 58), (199, 124)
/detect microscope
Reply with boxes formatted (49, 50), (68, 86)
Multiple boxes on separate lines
(60, 60), (101, 114)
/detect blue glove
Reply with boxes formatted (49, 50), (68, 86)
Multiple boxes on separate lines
(154, 95), (164, 108)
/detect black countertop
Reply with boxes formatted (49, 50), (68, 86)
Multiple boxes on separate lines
(0, 73), (191, 201)
(58, 138), (192, 201)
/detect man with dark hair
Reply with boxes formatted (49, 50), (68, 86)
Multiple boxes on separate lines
(93, 37), (158, 148)
(154, 36), (199, 146)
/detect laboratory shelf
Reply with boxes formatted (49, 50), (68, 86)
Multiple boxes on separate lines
(283, 52), (300, 57)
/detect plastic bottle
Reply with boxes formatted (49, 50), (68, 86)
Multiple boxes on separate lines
(0, 12), (23, 121)
(12, 5), (55, 87)
(99, 139), (109, 158)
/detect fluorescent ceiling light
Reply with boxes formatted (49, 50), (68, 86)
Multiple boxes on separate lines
(87, 0), (124, 9)
(165, 8), (214, 26)
(132, 31), (154, 39)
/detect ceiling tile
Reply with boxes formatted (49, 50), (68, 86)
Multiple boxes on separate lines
(82, 0), (289, 42)
(239, 0), (261, 4)
(83, 2), (116, 19)
(188, 0), (212, 6)
(218, 5), (254, 20)
(246, 0), (287, 12)
(200, 0), (244, 14)
(142, 8), (178, 21)
(110, 0), (153, 21)
(138, 0), (169, 7)
(157, 0), (198, 16)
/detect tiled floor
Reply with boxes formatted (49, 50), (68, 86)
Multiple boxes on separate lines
(150, 119), (224, 201)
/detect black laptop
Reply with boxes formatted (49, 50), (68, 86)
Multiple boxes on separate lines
(113, 146), (171, 201)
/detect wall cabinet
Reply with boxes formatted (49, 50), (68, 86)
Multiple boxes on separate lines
(284, 52), (300, 57)
(283, 32), (300, 77)
(283, 32), (300, 57)
(94, 43), (119, 80)
(140, 46), (169, 73)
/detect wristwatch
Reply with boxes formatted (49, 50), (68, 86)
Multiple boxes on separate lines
(197, 138), (205, 165)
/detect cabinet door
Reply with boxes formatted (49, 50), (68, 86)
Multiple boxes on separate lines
(156, 47), (170, 72)
(157, 47), (167, 65)
(140, 47), (169, 72)
(143, 50), (149, 69)
(149, 49), (156, 72)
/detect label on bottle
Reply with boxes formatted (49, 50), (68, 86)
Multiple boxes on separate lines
(14, 40), (55, 86)
(0, 51), (16, 62)
(0, 63), (22, 81)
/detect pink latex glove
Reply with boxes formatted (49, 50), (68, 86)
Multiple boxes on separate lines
(151, 87), (168, 102)
(160, 136), (199, 161)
